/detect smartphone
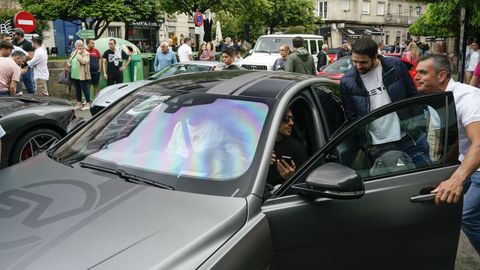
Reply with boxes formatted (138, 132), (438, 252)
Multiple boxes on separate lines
(281, 155), (293, 163)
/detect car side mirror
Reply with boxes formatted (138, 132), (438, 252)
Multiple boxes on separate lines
(67, 117), (87, 133)
(292, 162), (365, 199)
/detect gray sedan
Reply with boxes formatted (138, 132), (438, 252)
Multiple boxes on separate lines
(0, 71), (461, 269)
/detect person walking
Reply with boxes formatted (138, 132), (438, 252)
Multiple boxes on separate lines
(284, 36), (315, 75)
(199, 42), (215, 61)
(12, 28), (34, 94)
(336, 40), (352, 59)
(339, 37), (428, 164)
(69, 40), (91, 110)
(272, 44), (290, 71)
(402, 42), (421, 66)
(0, 51), (26, 96)
(86, 39), (102, 97)
(154, 41), (177, 71)
(222, 47), (240, 70)
(316, 44), (329, 71)
(465, 40), (479, 84)
(102, 39), (131, 86)
(177, 38), (193, 62)
(415, 54), (480, 255)
(27, 37), (49, 96)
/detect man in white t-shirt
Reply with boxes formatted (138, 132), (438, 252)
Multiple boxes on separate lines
(0, 124), (5, 161)
(339, 37), (429, 164)
(465, 40), (479, 84)
(416, 54), (480, 255)
(177, 38), (193, 62)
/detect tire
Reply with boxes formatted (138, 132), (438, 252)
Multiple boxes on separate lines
(10, 128), (62, 165)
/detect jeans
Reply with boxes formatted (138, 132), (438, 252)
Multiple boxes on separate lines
(462, 171), (480, 255)
(17, 67), (35, 94)
(71, 79), (90, 102)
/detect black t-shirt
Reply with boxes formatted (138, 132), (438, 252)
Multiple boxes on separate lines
(13, 39), (34, 52)
(267, 136), (308, 186)
(102, 49), (129, 74)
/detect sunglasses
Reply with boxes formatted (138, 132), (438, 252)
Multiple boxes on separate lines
(282, 115), (294, 123)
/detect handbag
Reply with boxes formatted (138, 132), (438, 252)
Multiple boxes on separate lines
(56, 68), (70, 84)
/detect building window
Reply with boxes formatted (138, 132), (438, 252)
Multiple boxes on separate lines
(377, 2), (385, 16)
(317, 1), (328, 19)
(362, 1), (371, 15)
(341, 0), (350, 11)
(387, 3), (391, 14)
(398, 4), (402, 14)
(108, 26), (121, 38)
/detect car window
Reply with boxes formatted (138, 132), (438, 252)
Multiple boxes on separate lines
(309, 40), (318, 55)
(323, 96), (457, 179)
(312, 83), (347, 138)
(323, 57), (353, 73)
(52, 91), (269, 182)
(254, 37), (293, 53)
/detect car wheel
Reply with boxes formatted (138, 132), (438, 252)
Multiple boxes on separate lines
(11, 128), (62, 164)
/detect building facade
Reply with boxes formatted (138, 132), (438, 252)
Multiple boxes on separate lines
(316, 0), (426, 48)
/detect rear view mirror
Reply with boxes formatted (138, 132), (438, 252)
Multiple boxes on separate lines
(292, 162), (365, 199)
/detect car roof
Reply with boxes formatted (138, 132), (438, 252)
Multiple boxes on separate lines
(258, 34), (324, 39)
(172, 61), (224, 67)
(142, 71), (313, 99)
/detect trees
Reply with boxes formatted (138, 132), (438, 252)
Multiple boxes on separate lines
(19, 0), (164, 38)
(408, 0), (480, 38)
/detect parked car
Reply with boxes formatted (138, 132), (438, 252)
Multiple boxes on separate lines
(240, 34), (324, 70)
(316, 55), (416, 83)
(90, 61), (225, 115)
(0, 95), (75, 169)
(0, 71), (461, 269)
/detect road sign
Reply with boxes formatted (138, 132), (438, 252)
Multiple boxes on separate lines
(76, 29), (95, 39)
(14, 11), (36, 33)
(194, 12), (203, 27)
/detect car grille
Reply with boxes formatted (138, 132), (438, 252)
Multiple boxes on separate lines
(242, 64), (268, 70)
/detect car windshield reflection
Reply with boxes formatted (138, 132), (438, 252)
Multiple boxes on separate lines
(52, 88), (269, 189)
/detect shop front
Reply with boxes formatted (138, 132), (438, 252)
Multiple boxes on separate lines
(126, 21), (163, 53)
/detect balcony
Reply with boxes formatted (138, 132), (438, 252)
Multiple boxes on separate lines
(386, 14), (419, 25)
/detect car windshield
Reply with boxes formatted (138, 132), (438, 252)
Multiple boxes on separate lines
(254, 37), (293, 53)
(51, 82), (269, 196)
(323, 56), (353, 73)
(149, 64), (212, 80)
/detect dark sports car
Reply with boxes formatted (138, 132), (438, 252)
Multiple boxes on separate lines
(0, 96), (75, 168)
(0, 71), (461, 269)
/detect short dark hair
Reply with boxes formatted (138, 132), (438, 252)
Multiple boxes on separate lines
(0, 40), (13, 50)
(11, 50), (26, 58)
(184, 38), (191, 43)
(418, 54), (452, 78)
(13, 28), (24, 38)
(352, 37), (377, 58)
(86, 39), (95, 45)
(109, 38), (116, 44)
(292, 36), (304, 48)
(32, 36), (43, 46)
(222, 46), (236, 58)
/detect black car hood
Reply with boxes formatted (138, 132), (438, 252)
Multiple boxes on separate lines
(0, 96), (71, 118)
(0, 155), (247, 270)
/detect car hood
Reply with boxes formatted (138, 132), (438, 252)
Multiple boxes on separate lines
(91, 80), (152, 109)
(0, 96), (72, 118)
(0, 155), (247, 270)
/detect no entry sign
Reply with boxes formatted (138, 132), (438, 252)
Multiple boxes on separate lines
(14, 11), (36, 33)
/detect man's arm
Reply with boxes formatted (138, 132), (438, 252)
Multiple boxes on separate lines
(9, 80), (18, 96)
(102, 58), (108, 79)
(120, 55), (131, 72)
(153, 53), (159, 72)
(433, 121), (480, 204)
(27, 50), (40, 68)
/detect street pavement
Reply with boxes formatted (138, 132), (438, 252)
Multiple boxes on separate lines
(73, 107), (479, 269)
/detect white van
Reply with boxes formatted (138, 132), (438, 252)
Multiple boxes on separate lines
(239, 34), (324, 71)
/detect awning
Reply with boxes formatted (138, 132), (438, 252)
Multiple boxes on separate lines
(341, 28), (363, 38)
(364, 27), (384, 36)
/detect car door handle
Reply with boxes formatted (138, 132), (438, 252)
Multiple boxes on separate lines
(410, 193), (436, 203)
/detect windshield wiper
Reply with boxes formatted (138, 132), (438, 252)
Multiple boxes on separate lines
(47, 151), (74, 167)
(80, 162), (174, 190)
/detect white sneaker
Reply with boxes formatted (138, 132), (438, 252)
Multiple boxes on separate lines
(16, 91), (23, 96)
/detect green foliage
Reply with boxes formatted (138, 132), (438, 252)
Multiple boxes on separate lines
(285, 26), (307, 34)
(160, 0), (240, 14)
(409, 1), (480, 37)
(0, 8), (16, 22)
(19, 0), (164, 38)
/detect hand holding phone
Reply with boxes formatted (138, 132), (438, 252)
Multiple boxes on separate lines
(281, 155), (293, 164)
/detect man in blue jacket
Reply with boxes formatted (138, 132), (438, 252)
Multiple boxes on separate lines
(154, 41), (177, 72)
(339, 37), (429, 165)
